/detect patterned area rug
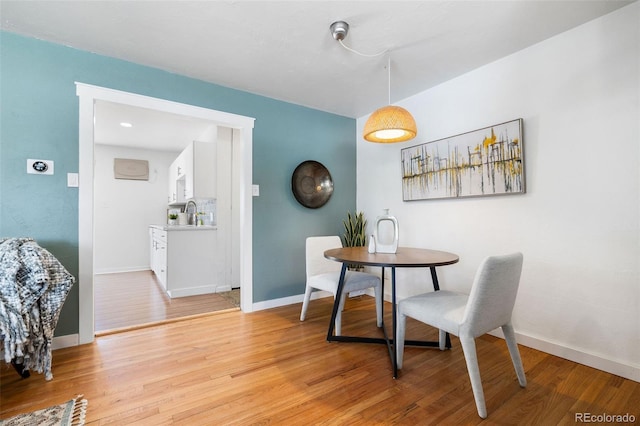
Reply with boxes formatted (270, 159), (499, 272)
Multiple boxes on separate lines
(2, 395), (87, 426)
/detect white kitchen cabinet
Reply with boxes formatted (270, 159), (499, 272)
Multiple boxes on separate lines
(167, 154), (186, 204)
(168, 141), (216, 205)
(167, 160), (177, 204)
(149, 225), (221, 298)
(149, 227), (167, 290)
(184, 141), (216, 199)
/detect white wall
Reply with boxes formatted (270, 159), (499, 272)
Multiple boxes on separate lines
(357, 3), (639, 380)
(94, 144), (179, 273)
(195, 126), (236, 289)
(216, 127), (239, 288)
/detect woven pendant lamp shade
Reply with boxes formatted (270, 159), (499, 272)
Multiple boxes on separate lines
(328, 22), (418, 143)
(363, 105), (417, 143)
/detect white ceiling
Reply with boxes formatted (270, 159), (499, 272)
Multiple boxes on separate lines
(94, 101), (216, 152)
(1, 0), (633, 150)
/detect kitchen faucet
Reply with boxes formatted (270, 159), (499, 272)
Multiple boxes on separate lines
(185, 200), (198, 225)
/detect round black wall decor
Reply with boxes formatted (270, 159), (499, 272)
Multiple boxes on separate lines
(291, 160), (334, 209)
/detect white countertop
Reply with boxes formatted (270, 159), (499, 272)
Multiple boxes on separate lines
(150, 224), (217, 231)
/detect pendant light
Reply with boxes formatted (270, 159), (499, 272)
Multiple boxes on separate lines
(329, 21), (417, 144)
(363, 57), (417, 143)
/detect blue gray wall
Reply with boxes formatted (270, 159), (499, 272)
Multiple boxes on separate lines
(0, 32), (357, 335)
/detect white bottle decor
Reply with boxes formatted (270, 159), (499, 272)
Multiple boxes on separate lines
(368, 234), (376, 253)
(374, 209), (399, 253)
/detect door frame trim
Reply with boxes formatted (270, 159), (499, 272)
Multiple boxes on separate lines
(76, 83), (255, 344)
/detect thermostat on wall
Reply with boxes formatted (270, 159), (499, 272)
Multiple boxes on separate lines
(27, 159), (54, 175)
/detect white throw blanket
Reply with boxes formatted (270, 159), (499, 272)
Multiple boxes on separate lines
(0, 238), (75, 380)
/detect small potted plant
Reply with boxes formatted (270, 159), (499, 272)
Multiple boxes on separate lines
(168, 213), (178, 225)
(342, 211), (367, 270)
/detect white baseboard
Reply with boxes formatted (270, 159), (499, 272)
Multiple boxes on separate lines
(95, 267), (150, 275)
(252, 290), (332, 311)
(166, 285), (233, 298)
(489, 329), (639, 382)
(52, 334), (79, 350)
(168, 286), (217, 298)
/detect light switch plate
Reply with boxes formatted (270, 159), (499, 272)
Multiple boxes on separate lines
(252, 185), (260, 196)
(27, 159), (54, 175)
(67, 173), (79, 187)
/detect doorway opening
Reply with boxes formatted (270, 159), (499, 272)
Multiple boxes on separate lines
(77, 83), (255, 344)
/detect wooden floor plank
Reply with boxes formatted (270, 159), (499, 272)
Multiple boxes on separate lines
(94, 270), (238, 332)
(1, 296), (638, 425)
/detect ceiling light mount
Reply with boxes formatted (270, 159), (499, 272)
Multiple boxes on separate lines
(329, 21), (387, 58)
(330, 21), (349, 41)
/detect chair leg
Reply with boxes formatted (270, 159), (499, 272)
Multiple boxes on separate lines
(300, 286), (313, 321)
(396, 311), (407, 369)
(460, 335), (487, 419)
(502, 323), (527, 387)
(339, 292), (347, 312)
(334, 292), (347, 336)
(438, 330), (447, 351)
(374, 285), (383, 328)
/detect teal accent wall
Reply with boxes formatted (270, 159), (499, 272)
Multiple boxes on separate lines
(0, 32), (356, 335)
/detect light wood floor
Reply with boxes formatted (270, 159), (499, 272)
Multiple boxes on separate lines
(2, 297), (638, 425)
(94, 270), (239, 333)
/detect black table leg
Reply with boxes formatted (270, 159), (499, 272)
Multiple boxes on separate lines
(326, 262), (450, 376)
(380, 266), (385, 311)
(430, 266), (440, 291)
(391, 266), (398, 378)
(328, 263), (391, 346)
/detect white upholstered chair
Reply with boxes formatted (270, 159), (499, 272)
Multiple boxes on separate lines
(300, 236), (383, 336)
(396, 252), (526, 419)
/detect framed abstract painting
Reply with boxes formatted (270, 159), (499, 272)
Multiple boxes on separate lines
(401, 119), (525, 201)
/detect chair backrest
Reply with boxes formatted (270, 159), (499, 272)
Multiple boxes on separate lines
(461, 252), (524, 337)
(306, 236), (343, 279)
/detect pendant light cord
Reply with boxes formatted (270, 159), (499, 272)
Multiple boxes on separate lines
(338, 38), (391, 105)
(387, 56), (391, 105)
(338, 39), (387, 58)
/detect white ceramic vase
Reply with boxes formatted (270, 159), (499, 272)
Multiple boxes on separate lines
(374, 209), (399, 253)
(368, 234), (376, 253)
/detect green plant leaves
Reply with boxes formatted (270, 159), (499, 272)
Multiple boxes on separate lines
(342, 211), (367, 247)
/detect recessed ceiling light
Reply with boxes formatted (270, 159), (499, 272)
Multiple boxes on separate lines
(120, 122), (133, 128)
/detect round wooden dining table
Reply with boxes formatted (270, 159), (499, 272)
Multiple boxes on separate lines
(324, 246), (460, 378)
